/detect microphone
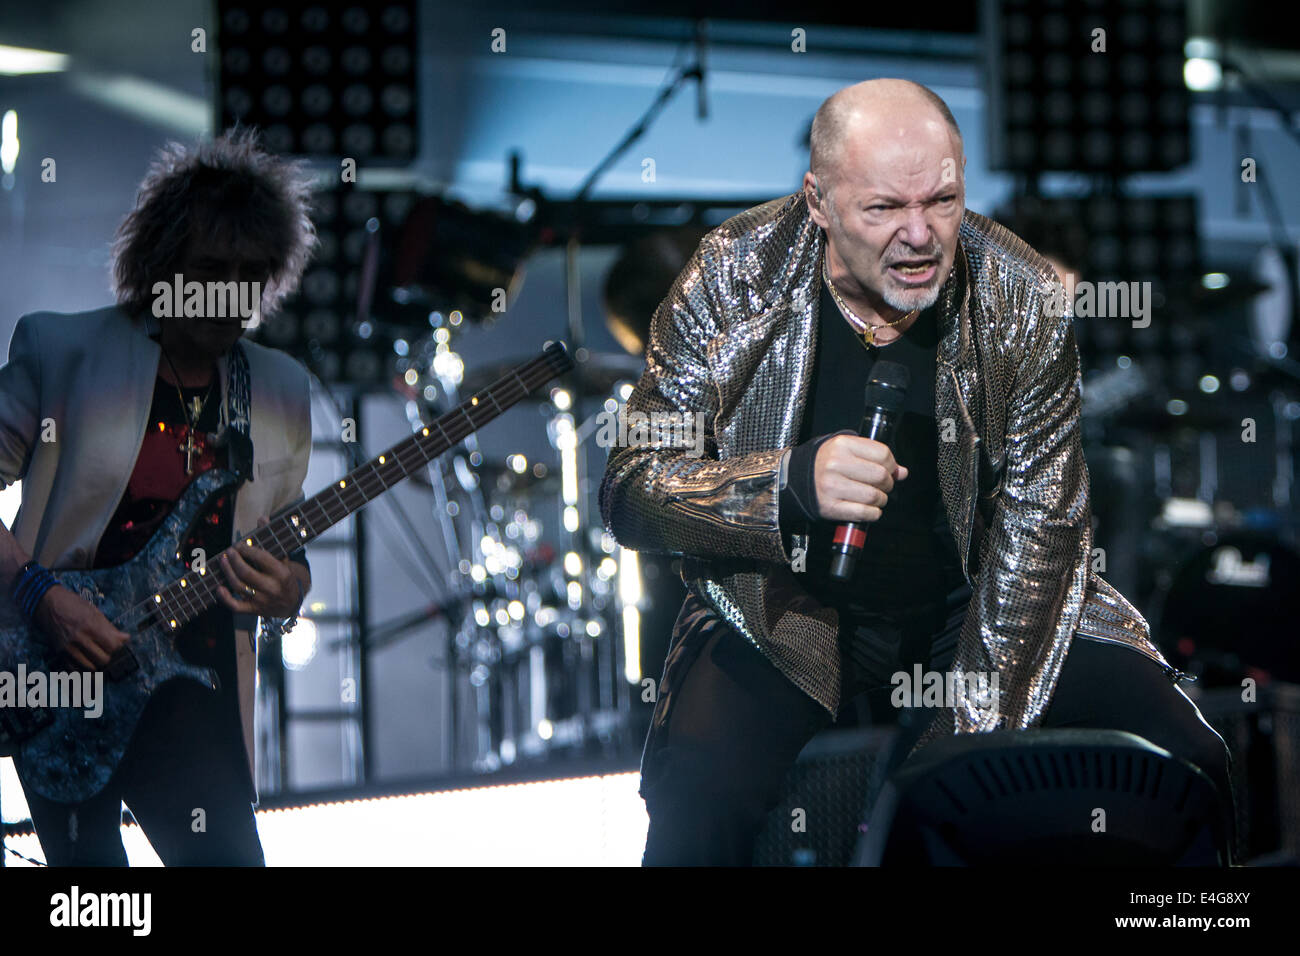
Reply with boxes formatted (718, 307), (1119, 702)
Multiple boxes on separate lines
(829, 360), (910, 581)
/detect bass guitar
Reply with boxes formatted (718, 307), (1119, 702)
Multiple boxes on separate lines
(0, 342), (573, 803)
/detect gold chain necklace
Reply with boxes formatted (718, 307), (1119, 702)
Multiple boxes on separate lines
(822, 254), (917, 348)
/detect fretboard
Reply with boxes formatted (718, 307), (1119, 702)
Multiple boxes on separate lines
(148, 342), (573, 631)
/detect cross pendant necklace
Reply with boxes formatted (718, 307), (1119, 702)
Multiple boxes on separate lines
(160, 346), (215, 476)
(179, 427), (199, 475)
(179, 398), (205, 474)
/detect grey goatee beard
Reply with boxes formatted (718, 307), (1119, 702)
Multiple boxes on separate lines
(881, 281), (942, 313)
(880, 244), (945, 313)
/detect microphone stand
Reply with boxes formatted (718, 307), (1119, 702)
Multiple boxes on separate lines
(509, 26), (712, 745)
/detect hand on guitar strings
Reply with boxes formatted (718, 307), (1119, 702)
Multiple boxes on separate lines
(215, 517), (304, 619)
(35, 587), (130, 672)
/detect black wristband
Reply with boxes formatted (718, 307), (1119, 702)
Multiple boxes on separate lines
(779, 431), (848, 531)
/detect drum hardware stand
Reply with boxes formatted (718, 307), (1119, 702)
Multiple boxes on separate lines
(506, 30), (712, 751)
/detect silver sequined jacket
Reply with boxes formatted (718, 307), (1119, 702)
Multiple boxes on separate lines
(599, 191), (1176, 742)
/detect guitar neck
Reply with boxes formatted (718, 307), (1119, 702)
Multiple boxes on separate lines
(154, 343), (572, 631)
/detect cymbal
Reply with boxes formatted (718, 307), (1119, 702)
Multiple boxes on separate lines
(603, 227), (708, 355)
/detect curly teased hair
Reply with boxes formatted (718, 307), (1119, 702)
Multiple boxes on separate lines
(111, 127), (317, 319)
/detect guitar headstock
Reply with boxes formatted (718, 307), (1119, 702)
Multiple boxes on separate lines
(541, 341), (575, 379)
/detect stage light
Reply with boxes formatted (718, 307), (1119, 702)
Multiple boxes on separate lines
(0, 43), (68, 75)
(1, 111), (18, 176)
(622, 606), (641, 684)
(279, 616), (319, 671)
(252, 185), (420, 385)
(217, 1), (417, 162)
(71, 73), (207, 136)
(1003, 193), (1200, 319)
(985, 0), (1189, 173)
(617, 547), (641, 606)
(1184, 57), (1222, 92)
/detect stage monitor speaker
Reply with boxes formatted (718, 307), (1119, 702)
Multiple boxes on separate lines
(1195, 682), (1300, 864)
(752, 727), (899, 867)
(853, 729), (1232, 866)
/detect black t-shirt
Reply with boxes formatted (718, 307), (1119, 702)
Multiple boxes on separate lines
(795, 280), (967, 619)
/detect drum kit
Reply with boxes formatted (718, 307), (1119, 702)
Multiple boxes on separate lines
(393, 323), (671, 772)
(364, 209), (707, 773)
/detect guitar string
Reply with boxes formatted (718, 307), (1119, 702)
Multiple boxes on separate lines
(112, 352), (567, 636)
(121, 377), (498, 630)
(156, 362), (538, 619)
(120, 368), (534, 628)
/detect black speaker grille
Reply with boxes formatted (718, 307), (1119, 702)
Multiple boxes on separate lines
(753, 728), (896, 867)
(1198, 685), (1300, 863)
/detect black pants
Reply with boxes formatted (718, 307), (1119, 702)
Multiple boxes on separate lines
(21, 681), (264, 866)
(640, 590), (1237, 866)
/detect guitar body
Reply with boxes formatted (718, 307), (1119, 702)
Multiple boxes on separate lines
(0, 468), (239, 804)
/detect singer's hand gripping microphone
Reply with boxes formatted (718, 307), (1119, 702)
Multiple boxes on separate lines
(828, 360), (910, 581)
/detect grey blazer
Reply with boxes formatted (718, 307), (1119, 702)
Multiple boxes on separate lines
(0, 304), (312, 786)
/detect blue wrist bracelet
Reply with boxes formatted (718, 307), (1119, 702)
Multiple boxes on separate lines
(11, 560), (58, 621)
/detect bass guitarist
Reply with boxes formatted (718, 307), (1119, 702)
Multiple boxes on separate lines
(0, 129), (316, 865)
